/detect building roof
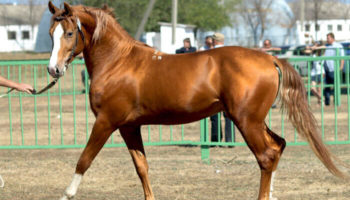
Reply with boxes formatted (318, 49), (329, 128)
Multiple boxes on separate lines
(0, 4), (46, 26)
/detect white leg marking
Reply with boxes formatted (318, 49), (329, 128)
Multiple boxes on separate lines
(0, 174), (4, 188)
(269, 171), (277, 200)
(60, 173), (82, 200)
(49, 23), (64, 70)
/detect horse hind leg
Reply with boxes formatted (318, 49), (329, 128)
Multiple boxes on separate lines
(120, 126), (154, 200)
(265, 126), (286, 200)
(234, 117), (285, 200)
(255, 124), (285, 200)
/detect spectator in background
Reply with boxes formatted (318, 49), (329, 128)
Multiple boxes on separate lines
(199, 36), (214, 51)
(210, 32), (235, 145)
(312, 32), (344, 106)
(212, 32), (225, 48)
(259, 39), (281, 55)
(76, 53), (90, 94)
(0, 75), (33, 94)
(175, 38), (196, 54)
(306, 42), (324, 105)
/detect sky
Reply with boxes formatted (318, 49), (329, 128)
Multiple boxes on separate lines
(286, 0), (350, 3)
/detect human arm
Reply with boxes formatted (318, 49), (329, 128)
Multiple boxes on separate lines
(0, 75), (33, 94)
(258, 47), (281, 53)
(270, 47), (281, 51)
(310, 45), (327, 51)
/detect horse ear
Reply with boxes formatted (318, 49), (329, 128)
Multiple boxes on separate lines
(63, 2), (73, 16)
(48, 1), (59, 14)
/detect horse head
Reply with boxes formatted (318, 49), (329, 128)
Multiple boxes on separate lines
(48, 1), (84, 78)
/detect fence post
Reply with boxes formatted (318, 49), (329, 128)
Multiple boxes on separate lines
(335, 49), (341, 106)
(200, 118), (210, 164)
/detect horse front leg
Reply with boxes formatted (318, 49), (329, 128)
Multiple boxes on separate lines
(120, 126), (154, 200)
(60, 115), (116, 200)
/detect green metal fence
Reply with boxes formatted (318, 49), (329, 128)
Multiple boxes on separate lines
(0, 60), (197, 149)
(1, 57), (350, 161)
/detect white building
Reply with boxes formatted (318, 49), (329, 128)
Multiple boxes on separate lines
(0, 4), (45, 52)
(144, 22), (196, 54)
(296, 19), (350, 44)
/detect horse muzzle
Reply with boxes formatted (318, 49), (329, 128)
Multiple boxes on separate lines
(47, 64), (67, 78)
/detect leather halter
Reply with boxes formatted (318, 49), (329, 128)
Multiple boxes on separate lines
(67, 17), (85, 67)
(54, 16), (85, 67)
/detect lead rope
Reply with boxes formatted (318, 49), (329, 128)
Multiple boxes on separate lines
(0, 78), (59, 98)
(32, 78), (59, 95)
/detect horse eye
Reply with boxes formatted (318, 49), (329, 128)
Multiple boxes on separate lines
(67, 32), (73, 37)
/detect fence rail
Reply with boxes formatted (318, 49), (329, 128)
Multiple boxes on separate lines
(1, 57), (350, 161)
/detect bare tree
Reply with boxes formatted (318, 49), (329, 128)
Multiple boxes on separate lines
(289, 0), (331, 42)
(238, 0), (275, 47)
(274, 3), (297, 45)
(28, 0), (42, 40)
(335, 0), (350, 20)
(310, 0), (325, 41)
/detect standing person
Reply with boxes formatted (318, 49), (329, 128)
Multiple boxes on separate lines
(199, 36), (214, 51)
(210, 32), (234, 145)
(309, 42), (324, 105)
(175, 38), (196, 54)
(312, 33), (344, 106)
(259, 39), (281, 55)
(77, 53), (89, 94)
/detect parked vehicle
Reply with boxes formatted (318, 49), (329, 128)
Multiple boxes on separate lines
(341, 42), (350, 55)
(278, 45), (310, 76)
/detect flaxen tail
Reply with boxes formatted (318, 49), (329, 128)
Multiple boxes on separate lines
(276, 59), (345, 178)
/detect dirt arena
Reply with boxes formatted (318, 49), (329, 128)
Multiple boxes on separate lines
(1, 145), (350, 200)
(1, 96), (350, 200)
(1, 65), (350, 199)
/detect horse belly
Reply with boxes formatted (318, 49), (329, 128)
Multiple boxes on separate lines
(135, 93), (223, 125)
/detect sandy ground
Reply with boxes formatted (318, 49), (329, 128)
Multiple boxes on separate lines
(0, 145), (350, 200)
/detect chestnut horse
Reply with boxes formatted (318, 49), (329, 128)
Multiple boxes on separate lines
(48, 2), (345, 200)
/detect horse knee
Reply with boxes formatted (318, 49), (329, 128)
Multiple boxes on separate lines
(135, 160), (149, 178)
(131, 150), (149, 177)
(135, 164), (148, 178)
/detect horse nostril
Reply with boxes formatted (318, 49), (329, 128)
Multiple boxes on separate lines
(55, 67), (60, 74)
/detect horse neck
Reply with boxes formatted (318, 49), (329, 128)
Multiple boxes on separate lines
(76, 10), (136, 79)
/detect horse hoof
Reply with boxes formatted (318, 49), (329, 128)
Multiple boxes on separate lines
(60, 195), (74, 200)
(59, 196), (68, 200)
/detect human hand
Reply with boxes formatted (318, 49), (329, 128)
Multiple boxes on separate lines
(15, 83), (34, 94)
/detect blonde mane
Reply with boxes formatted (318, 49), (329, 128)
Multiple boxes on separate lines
(74, 5), (149, 58)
